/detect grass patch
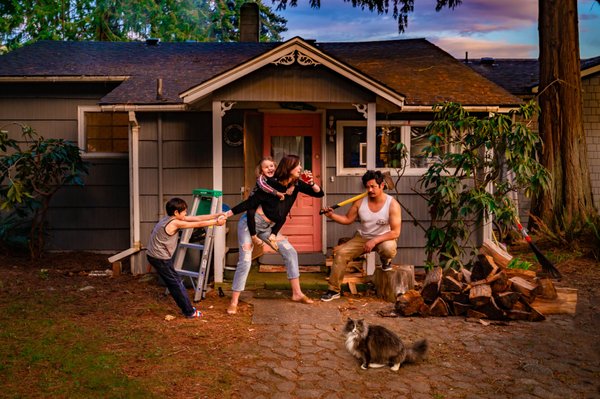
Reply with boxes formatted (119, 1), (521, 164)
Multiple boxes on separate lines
(0, 276), (243, 399)
(0, 295), (155, 398)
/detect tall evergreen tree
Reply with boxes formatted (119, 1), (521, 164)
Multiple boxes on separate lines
(0, 0), (287, 51)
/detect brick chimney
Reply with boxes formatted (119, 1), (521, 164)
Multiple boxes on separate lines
(240, 2), (260, 42)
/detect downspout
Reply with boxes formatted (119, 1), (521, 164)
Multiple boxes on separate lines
(129, 111), (141, 253)
(157, 113), (164, 217)
(107, 111), (143, 270)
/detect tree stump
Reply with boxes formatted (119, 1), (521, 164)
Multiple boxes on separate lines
(373, 265), (415, 302)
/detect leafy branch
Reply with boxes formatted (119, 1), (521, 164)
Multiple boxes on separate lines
(0, 124), (88, 258)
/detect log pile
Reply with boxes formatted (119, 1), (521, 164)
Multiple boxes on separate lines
(393, 240), (573, 322)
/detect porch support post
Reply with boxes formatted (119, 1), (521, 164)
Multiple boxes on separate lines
(212, 100), (225, 283)
(482, 119), (494, 243)
(366, 102), (377, 169)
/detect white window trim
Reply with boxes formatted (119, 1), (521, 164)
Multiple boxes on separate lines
(336, 119), (435, 176)
(77, 105), (129, 159)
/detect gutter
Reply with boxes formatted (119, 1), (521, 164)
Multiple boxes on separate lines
(401, 105), (518, 113)
(100, 104), (188, 112)
(0, 76), (129, 82)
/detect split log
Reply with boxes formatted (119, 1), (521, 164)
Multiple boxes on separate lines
(443, 267), (462, 282)
(374, 265), (415, 302)
(395, 289), (425, 316)
(429, 297), (449, 317)
(453, 302), (472, 316)
(469, 284), (492, 307)
(472, 254), (499, 281)
(509, 276), (539, 303)
(494, 291), (521, 310)
(490, 271), (510, 293)
(463, 272), (504, 292)
(505, 268), (537, 279)
(343, 273), (367, 295)
(475, 297), (506, 320)
(421, 266), (443, 303)
(466, 309), (488, 319)
(441, 275), (463, 292)
(518, 298), (546, 321)
(536, 277), (558, 299)
(506, 309), (532, 321)
(440, 291), (469, 304)
(461, 268), (472, 284)
(479, 239), (512, 269)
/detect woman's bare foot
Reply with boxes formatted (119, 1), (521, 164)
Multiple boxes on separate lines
(291, 295), (314, 304)
(227, 303), (238, 314)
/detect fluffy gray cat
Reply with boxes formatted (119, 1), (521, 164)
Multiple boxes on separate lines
(343, 317), (428, 371)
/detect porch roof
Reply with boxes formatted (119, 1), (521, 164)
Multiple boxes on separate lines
(0, 38), (522, 107)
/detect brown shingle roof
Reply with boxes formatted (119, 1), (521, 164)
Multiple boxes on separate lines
(0, 39), (521, 106)
(466, 59), (539, 96)
(466, 56), (600, 96)
(318, 39), (521, 106)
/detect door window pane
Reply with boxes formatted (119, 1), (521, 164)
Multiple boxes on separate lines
(271, 136), (312, 170)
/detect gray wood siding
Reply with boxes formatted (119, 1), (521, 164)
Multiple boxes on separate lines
(46, 158), (130, 250)
(215, 65), (374, 103)
(139, 112), (219, 251)
(0, 83), (130, 251)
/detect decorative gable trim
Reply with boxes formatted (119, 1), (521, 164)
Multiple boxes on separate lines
(180, 37), (404, 107)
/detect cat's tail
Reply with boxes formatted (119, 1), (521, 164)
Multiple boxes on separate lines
(405, 339), (428, 363)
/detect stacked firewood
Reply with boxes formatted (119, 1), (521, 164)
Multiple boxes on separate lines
(394, 240), (560, 322)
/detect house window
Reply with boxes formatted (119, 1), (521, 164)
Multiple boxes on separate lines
(78, 106), (129, 157)
(336, 120), (451, 176)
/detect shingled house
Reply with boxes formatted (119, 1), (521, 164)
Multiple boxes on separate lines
(0, 31), (522, 277)
(468, 56), (600, 210)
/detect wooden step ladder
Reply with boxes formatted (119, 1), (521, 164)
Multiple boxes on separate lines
(172, 189), (222, 302)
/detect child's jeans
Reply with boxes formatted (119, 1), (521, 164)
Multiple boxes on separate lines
(147, 255), (195, 317)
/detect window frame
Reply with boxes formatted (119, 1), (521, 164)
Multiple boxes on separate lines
(77, 106), (129, 159)
(336, 119), (438, 176)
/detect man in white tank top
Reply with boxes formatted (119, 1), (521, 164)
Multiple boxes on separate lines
(320, 170), (401, 301)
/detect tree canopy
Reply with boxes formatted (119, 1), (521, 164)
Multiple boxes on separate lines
(0, 0), (287, 52)
(272, 0), (463, 33)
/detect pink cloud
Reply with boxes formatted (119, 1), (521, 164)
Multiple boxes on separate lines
(412, 0), (537, 35)
(432, 36), (537, 59)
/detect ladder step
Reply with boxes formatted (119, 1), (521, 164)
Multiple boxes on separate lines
(179, 242), (204, 250)
(177, 270), (199, 278)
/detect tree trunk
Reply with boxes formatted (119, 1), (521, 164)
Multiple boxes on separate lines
(533, 0), (594, 229)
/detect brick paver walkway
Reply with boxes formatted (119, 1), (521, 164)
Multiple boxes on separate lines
(231, 295), (600, 399)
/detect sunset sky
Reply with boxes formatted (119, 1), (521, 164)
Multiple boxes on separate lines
(276, 0), (600, 59)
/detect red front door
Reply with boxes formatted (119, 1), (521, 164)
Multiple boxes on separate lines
(263, 113), (322, 253)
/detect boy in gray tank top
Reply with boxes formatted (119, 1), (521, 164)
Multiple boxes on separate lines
(146, 198), (227, 318)
(320, 170), (401, 301)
